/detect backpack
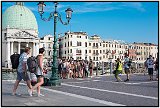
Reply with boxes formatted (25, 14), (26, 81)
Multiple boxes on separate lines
(27, 56), (38, 73)
(10, 53), (20, 69)
(127, 59), (132, 67)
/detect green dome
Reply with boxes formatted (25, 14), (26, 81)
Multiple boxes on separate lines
(2, 3), (38, 30)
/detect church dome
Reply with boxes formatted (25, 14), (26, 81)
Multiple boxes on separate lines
(2, 2), (38, 30)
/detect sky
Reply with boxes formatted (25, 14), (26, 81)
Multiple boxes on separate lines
(2, 1), (158, 44)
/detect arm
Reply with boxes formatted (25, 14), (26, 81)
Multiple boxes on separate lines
(38, 55), (43, 71)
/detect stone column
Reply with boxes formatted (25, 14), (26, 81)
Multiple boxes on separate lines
(36, 43), (39, 55)
(18, 42), (21, 54)
(11, 41), (14, 55)
(26, 42), (29, 47)
(7, 41), (11, 68)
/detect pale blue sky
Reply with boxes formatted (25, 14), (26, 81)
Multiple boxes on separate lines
(2, 2), (158, 44)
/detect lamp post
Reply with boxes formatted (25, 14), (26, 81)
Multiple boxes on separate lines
(37, 2), (73, 86)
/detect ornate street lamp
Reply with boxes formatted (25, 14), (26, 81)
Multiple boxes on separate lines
(37, 2), (73, 86)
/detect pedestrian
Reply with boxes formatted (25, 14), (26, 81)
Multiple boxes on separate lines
(12, 47), (32, 96)
(114, 58), (123, 82)
(89, 59), (94, 78)
(28, 48), (45, 96)
(58, 58), (62, 79)
(124, 53), (130, 82)
(155, 58), (158, 80)
(84, 60), (89, 77)
(147, 55), (154, 80)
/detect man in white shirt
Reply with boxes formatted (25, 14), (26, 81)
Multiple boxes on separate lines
(147, 55), (154, 80)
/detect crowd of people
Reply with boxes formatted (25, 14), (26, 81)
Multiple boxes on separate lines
(57, 58), (94, 79)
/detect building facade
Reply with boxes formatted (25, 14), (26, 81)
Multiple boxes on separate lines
(59, 31), (158, 65)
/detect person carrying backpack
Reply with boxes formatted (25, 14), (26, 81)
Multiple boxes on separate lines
(28, 48), (45, 97)
(147, 55), (154, 80)
(114, 58), (123, 82)
(12, 47), (32, 96)
(124, 53), (130, 82)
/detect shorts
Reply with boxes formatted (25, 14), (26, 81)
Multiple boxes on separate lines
(125, 68), (130, 74)
(16, 72), (30, 81)
(148, 68), (153, 75)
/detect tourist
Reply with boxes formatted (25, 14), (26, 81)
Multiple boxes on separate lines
(12, 47), (32, 96)
(114, 58), (123, 82)
(29, 48), (45, 96)
(147, 55), (154, 80)
(124, 53), (130, 82)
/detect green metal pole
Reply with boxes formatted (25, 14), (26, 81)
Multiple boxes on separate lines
(47, 2), (61, 86)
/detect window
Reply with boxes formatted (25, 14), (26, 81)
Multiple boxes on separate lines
(85, 50), (87, 54)
(100, 43), (101, 46)
(68, 42), (69, 47)
(77, 42), (82, 46)
(70, 41), (72, 46)
(86, 36), (87, 39)
(65, 51), (66, 54)
(48, 37), (50, 40)
(106, 44), (107, 47)
(70, 49), (72, 53)
(103, 44), (105, 47)
(100, 50), (102, 53)
(68, 50), (69, 53)
(43, 44), (45, 48)
(89, 50), (91, 53)
(93, 43), (95, 47)
(65, 43), (66, 47)
(89, 43), (91, 46)
(71, 35), (72, 38)
(65, 37), (66, 39)
(85, 42), (87, 47)
(103, 55), (105, 58)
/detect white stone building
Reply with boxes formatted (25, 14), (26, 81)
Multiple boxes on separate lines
(59, 31), (158, 65)
(39, 35), (54, 63)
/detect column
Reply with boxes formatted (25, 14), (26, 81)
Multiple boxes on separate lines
(26, 42), (29, 47)
(18, 42), (21, 54)
(7, 41), (11, 68)
(11, 41), (14, 55)
(36, 43), (39, 55)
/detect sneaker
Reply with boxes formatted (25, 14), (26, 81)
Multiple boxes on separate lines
(37, 93), (44, 97)
(28, 89), (32, 96)
(124, 79), (129, 82)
